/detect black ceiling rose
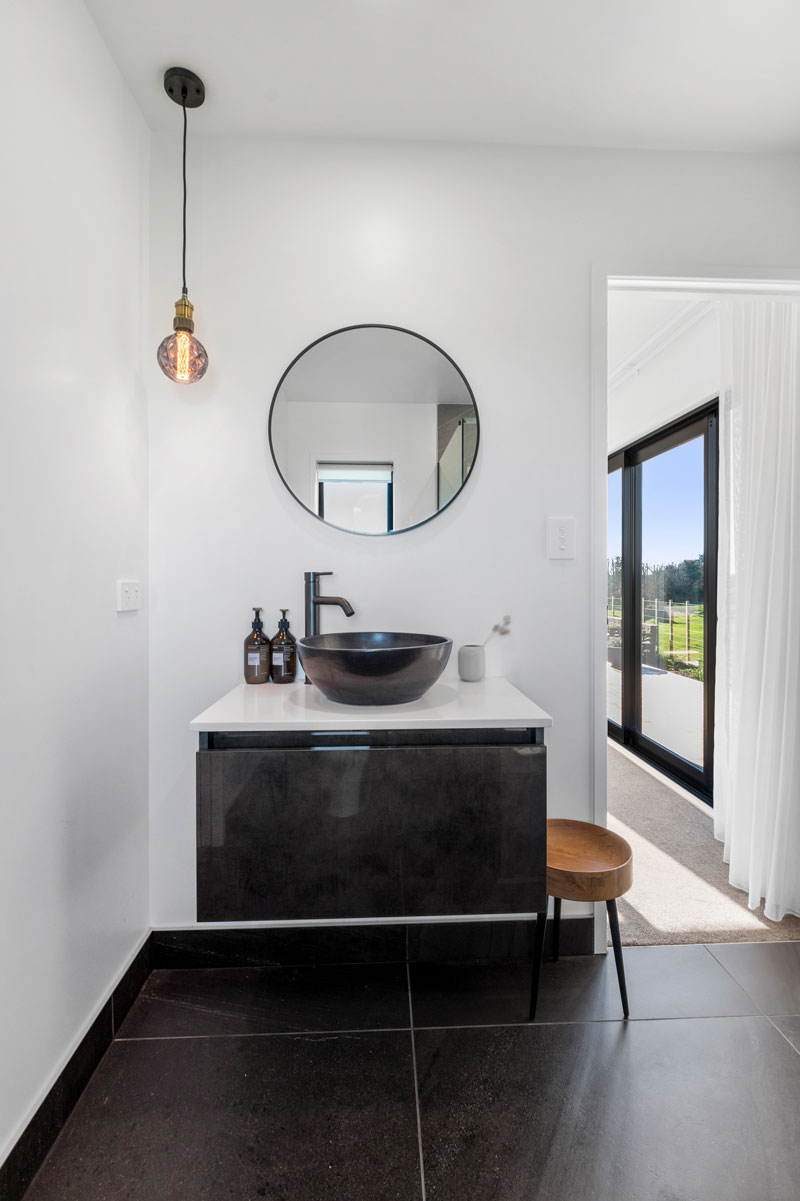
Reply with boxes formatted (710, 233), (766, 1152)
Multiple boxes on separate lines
(163, 67), (205, 108)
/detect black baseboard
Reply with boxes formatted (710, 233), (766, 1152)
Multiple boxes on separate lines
(0, 940), (150, 1201)
(408, 916), (593, 962)
(151, 924), (407, 968)
(1, 918), (592, 1199)
(151, 916), (594, 969)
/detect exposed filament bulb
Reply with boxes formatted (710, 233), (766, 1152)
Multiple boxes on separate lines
(157, 294), (208, 384)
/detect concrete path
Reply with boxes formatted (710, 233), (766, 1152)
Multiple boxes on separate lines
(607, 662), (703, 766)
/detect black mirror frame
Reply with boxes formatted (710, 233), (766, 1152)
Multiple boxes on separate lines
(267, 323), (480, 537)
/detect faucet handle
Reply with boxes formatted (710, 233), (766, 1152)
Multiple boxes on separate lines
(305, 570), (333, 579)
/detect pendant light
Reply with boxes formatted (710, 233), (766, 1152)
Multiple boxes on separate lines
(157, 67), (208, 384)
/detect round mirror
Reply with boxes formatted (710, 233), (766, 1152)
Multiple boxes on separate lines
(268, 325), (479, 535)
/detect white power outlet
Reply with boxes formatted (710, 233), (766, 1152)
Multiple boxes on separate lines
(548, 517), (576, 560)
(116, 580), (143, 612)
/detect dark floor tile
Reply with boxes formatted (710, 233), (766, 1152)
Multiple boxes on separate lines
(150, 924), (406, 968)
(23, 1032), (421, 1201)
(411, 961), (532, 1027)
(117, 963), (410, 1039)
(411, 945), (758, 1027)
(707, 942), (800, 1015)
(771, 1015), (800, 1054)
(533, 943), (759, 1022)
(415, 1016), (800, 1201)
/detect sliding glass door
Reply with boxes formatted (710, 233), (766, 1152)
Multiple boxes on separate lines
(608, 404), (718, 801)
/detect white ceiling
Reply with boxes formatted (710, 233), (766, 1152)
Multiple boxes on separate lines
(84, 0), (800, 151)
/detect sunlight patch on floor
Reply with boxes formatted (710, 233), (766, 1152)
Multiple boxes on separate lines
(608, 812), (767, 936)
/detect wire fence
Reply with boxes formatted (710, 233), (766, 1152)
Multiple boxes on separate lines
(607, 599), (704, 679)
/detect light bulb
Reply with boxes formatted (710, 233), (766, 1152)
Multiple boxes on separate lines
(157, 294), (208, 384)
(157, 328), (208, 383)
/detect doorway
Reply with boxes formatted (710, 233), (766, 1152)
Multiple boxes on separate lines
(607, 404), (718, 803)
(598, 275), (800, 948)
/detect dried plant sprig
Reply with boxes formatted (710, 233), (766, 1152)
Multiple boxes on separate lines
(483, 615), (512, 646)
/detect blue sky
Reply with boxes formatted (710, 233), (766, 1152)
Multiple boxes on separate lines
(608, 435), (704, 565)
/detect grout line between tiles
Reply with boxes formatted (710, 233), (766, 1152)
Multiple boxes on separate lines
(114, 1025), (412, 1042)
(766, 1015), (800, 1057)
(407, 963), (427, 1201)
(414, 1012), (768, 1032)
(700, 943), (767, 1013)
(701, 938), (800, 947)
(114, 1011), (781, 1044)
(149, 957), (412, 971)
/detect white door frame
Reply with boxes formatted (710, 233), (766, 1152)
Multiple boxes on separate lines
(589, 263), (800, 954)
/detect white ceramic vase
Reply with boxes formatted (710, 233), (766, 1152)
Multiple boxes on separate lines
(458, 644), (485, 682)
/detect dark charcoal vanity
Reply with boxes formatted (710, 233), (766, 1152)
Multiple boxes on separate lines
(192, 678), (551, 927)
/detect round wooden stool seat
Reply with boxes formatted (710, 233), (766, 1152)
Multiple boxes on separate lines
(547, 818), (633, 902)
(530, 819), (634, 1021)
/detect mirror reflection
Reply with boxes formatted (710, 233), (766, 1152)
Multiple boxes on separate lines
(269, 325), (478, 535)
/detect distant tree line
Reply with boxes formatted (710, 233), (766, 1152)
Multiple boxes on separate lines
(607, 555), (704, 606)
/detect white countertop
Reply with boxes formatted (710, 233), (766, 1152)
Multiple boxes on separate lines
(190, 676), (552, 732)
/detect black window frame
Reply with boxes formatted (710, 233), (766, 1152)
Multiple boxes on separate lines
(608, 401), (719, 804)
(317, 464), (394, 534)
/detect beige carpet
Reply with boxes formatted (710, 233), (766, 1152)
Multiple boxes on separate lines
(607, 742), (800, 946)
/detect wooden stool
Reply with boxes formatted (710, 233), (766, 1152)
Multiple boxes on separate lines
(530, 819), (634, 1020)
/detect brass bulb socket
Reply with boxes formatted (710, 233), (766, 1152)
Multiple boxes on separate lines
(173, 294), (195, 333)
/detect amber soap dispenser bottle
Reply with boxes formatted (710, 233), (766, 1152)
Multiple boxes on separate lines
(270, 609), (297, 683)
(244, 607), (270, 684)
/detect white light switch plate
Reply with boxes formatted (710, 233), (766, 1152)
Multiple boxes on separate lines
(116, 579), (143, 612)
(548, 517), (576, 559)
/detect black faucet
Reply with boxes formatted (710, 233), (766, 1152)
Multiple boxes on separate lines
(303, 570), (355, 651)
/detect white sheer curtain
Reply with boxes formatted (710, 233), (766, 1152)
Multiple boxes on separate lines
(714, 299), (800, 920)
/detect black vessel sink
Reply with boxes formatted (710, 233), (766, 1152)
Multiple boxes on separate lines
(296, 631), (452, 706)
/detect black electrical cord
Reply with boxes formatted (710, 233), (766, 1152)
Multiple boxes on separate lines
(181, 93), (188, 296)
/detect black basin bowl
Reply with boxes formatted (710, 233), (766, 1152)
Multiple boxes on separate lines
(296, 631), (452, 706)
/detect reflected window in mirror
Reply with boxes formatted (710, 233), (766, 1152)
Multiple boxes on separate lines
(268, 325), (479, 536)
(317, 463), (394, 534)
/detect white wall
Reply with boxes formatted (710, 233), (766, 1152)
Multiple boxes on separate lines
(608, 304), (720, 451)
(148, 136), (800, 926)
(0, 0), (149, 1163)
(283, 399), (437, 529)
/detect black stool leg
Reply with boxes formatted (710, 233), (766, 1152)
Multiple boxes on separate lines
(606, 899), (629, 1018)
(529, 904), (548, 1021)
(552, 897), (562, 962)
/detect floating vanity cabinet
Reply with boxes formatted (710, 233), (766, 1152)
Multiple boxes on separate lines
(192, 679), (552, 925)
